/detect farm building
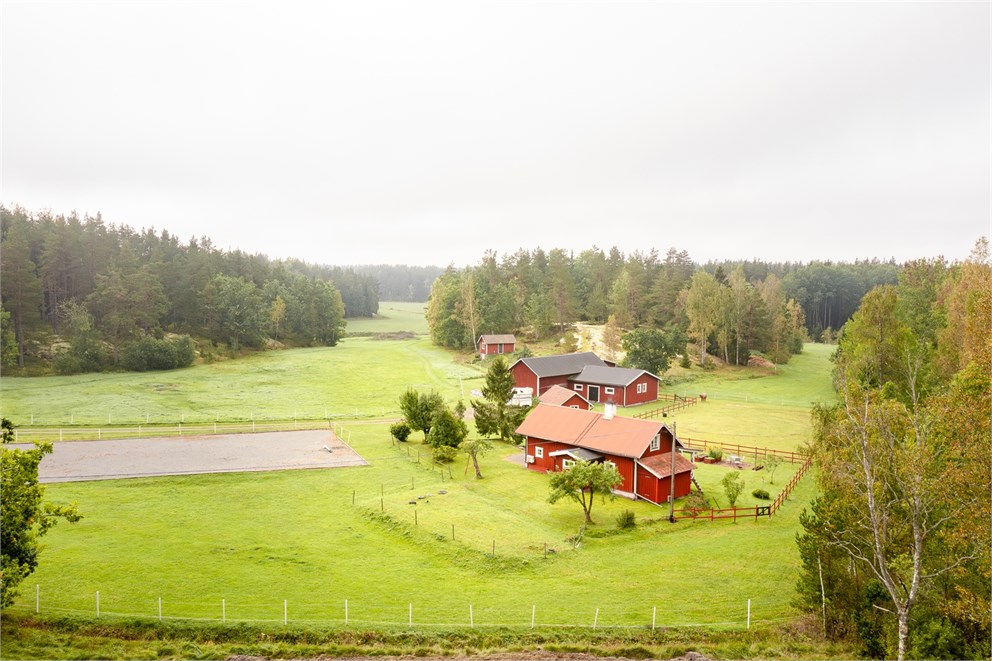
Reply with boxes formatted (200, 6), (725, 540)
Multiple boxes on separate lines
(478, 334), (516, 359)
(538, 384), (592, 410)
(516, 403), (694, 505)
(509, 352), (658, 405)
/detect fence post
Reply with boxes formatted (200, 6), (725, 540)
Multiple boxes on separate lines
(36, 585), (39, 614)
(223, 599), (226, 623)
(652, 605), (656, 630)
(345, 599), (348, 625)
(593, 607), (599, 629)
(408, 603), (412, 627)
(470, 603), (474, 627)
(284, 599), (288, 625)
(158, 596), (162, 621)
(747, 599), (751, 629)
(531, 604), (536, 628)
(96, 590), (100, 617)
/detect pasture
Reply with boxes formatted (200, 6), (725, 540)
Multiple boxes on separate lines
(1, 312), (833, 636)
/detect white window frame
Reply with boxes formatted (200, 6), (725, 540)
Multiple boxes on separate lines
(605, 460), (617, 471)
(535, 446), (544, 459)
(650, 434), (660, 451)
(574, 384), (583, 391)
(569, 404), (579, 409)
(562, 458), (575, 470)
(604, 386), (615, 395)
(637, 383), (647, 394)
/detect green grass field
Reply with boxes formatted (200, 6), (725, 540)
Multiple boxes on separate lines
(2, 316), (833, 643)
(345, 301), (429, 335)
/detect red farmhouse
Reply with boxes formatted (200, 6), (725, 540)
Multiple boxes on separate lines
(478, 334), (516, 359)
(569, 365), (660, 406)
(538, 384), (592, 410)
(516, 404), (694, 505)
(510, 352), (658, 406)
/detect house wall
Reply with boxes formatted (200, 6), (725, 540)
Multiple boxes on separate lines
(571, 380), (626, 406)
(635, 465), (692, 504)
(623, 374), (660, 406)
(511, 363), (539, 393)
(563, 394), (591, 410)
(537, 374), (572, 395)
(525, 438), (570, 473)
(640, 428), (676, 459)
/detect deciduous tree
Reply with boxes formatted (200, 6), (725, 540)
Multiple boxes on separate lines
(547, 460), (622, 525)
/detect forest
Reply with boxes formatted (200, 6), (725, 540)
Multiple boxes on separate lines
(426, 246), (901, 366)
(794, 239), (990, 660)
(0, 205), (381, 374)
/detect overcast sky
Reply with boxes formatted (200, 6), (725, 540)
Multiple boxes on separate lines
(2, 1), (989, 268)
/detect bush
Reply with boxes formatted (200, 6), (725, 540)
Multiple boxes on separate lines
(615, 509), (636, 530)
(681, 491), (710, 514)
(707, 447), (724, 461)
(54, 332), (108, 374)
(752, 488), (770, 500)
(120, 335), (196, 372)
(431, 445), (458, 464)
(390, 422), (412, 442)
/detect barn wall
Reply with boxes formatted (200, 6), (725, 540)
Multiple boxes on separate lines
(512, 363), (538, 393)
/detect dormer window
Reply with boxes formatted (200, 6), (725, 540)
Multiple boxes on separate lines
(650, 434), (660, 451)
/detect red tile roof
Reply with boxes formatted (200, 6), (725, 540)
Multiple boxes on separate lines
(538, 385), (590, 407)
(516, 404), (673, 459)
(638, 452), (695, 479)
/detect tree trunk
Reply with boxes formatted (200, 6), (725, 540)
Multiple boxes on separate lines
(897, 608), (909, 661)
(472, 454), (482, 479)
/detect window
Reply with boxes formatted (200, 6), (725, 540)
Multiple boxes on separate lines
(569, 404), (579, 409)
(574, 384), (583, 391)
(562, 458), (575, 470)
(604, 386), (615, 395)
(498, 344), (504, 354)
(605, 460), (617, 471)
(535, 446), (544, 459)
(650, 434), (660, 451)
(637, 383), (647, 394)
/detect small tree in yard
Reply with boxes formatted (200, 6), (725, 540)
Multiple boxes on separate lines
(426, 406), (468, 449)
(548, 460), (623, 525)
(399, 388), (445, 441)
(763, 455), (783, 484)
(473, 356), (529, 444)
(721, 471), (745, 507)
(461, 438), (493, 478)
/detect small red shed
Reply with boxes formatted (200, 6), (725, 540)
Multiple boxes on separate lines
(478, 334), (516, 359)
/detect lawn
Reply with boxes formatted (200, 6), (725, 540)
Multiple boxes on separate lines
(13, 422), (816, 629)
(345, 301), (429, 336)
(2, 324), (832, 632)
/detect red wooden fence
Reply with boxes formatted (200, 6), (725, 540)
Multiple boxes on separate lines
(674, 455), (814, 522)
(680, 437), (807, 464)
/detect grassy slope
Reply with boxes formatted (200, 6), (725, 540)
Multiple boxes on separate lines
(345, 301), (429, 335)
(3, 318), (836, 652)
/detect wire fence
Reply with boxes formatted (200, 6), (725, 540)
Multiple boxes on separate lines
(2, 408), (400, 429)
(8, 590), (785, 631)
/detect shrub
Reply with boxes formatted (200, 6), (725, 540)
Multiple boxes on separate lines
(615, 509), (636, 530)
(54, 332), (108, 374)
(390, 422), (412, 442)
(752, 488), (770, 500)
(431, 445), (458, 464)
(707, 447), (724, 461)
(681, 491), (710, 515)
(721, 472), (745, 507)
(120, 335), (196, 372)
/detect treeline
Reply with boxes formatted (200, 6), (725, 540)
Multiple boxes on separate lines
(796, 240), (991, 659)
(346, 264), (445, 302)
(426, 247), (898, 366)
(0, 205), (377, 373)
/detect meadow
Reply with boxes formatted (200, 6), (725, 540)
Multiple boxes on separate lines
(0, 310), (839, 656)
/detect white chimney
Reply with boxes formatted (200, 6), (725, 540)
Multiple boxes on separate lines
(604, 402), (616, 420)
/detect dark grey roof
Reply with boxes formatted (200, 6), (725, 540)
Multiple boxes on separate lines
(514, 352), (607, 378)
(548, 447), (603, 461)
(568, 365), (658, 387)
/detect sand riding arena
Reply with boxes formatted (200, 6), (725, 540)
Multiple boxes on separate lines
(23, 429), (367, 483)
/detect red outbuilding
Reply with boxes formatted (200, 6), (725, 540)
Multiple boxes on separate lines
(516, 403), (695, 505)
(538, 384), (593, 410)
(568, 365), (660, 406)
(509, 352), (609, 396)
(478, 334), (516, 359)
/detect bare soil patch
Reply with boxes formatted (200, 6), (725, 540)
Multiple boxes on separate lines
(24, 430), (367, 483)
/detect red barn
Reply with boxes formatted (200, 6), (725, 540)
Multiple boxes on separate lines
(478, 334), (516, 359)
(568, 365), (660, 406)
(538, 384), (592, 410)
(516, 404), (694, 505)
(509, 352), (608, 396)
